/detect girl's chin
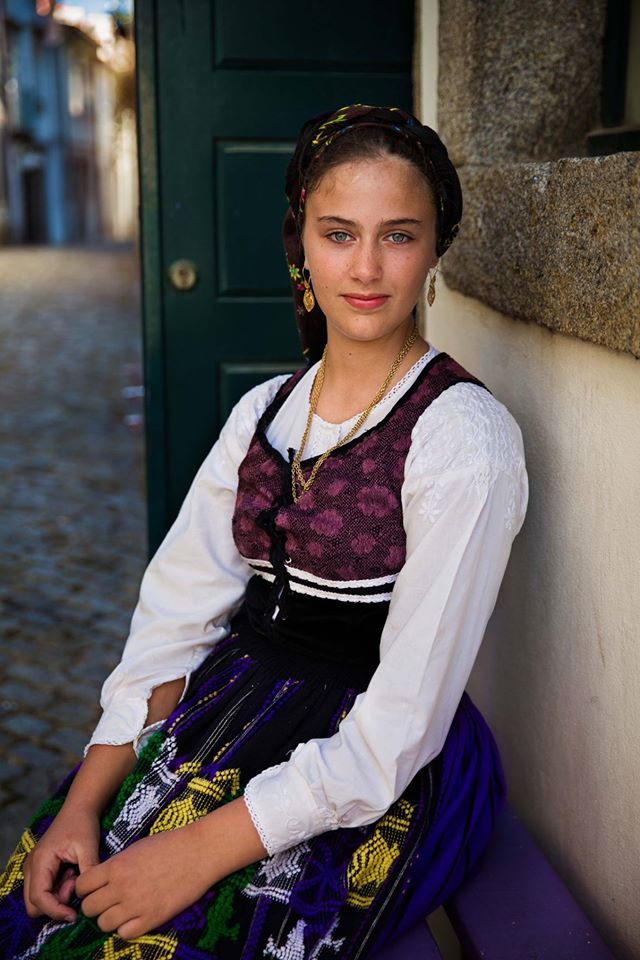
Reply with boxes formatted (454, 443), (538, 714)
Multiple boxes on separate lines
(325, 313), (415, 343)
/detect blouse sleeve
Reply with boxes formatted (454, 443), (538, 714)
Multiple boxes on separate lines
(84, 373), (291, 757)
(243, 382), (529, 856)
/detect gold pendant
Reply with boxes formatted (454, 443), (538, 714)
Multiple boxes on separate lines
(303, 284), (315, 312)
(427, 273), (436, 307)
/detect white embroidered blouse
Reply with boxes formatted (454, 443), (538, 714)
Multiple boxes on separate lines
(85, 344), (529, 857)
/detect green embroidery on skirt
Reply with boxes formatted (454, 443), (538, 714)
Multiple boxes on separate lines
(198, 863), (257, 951)
(37, 914), (109, 960)
(101, 729), (167, 833)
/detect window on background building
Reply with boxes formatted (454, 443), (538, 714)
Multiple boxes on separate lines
(5, 27), (21, 130)
(588, 0), (640, 154)
(626, 0), (640, 126)
(68, 61), (87, 117)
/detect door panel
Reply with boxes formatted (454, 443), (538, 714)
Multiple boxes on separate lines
(216, 141), (293, 296)
(214, 1), (412, 70)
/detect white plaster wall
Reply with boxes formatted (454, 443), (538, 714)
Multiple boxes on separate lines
(416, 0), (438, 130)
(426, 283), (640, 958)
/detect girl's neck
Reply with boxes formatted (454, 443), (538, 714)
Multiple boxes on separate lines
(313, 323), (431, 424)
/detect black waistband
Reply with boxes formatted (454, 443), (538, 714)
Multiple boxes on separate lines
(232, 574), (386, 676)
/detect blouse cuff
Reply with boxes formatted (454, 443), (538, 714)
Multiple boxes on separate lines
(83, 658), (199, 757)
(83, 639), (218, 758)
(244, 756), (338, 857)
(83, 696), (149, 756)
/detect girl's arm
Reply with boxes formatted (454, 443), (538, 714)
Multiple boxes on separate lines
(23, 676), (186, 922)
(24, 375), (293, 925)
(66, 675), (186, 814)
(85, 374), (292, 760)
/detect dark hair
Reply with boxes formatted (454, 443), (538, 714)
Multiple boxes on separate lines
(302, 125), (438, 222)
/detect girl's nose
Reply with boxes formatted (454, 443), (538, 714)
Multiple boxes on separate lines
(349, 240), (383, 283)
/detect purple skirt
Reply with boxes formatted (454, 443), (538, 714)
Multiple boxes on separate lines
(0, 595), (506, 959)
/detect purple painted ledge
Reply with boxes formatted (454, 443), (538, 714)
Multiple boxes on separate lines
(374, 803), (617, 960)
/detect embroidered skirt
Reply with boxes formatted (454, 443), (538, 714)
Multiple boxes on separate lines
(0, 587), (506, 959)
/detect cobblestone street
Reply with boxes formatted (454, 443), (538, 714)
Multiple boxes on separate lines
(0, 245), (147, 862)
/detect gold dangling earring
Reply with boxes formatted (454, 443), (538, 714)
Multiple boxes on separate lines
(302, 267), (315, 312)
(427, 264), (438, 307)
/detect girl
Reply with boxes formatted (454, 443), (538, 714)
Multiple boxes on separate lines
(0, 103), (528, 959)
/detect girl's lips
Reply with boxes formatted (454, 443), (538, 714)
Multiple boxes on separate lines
(342, 295), (389, 310)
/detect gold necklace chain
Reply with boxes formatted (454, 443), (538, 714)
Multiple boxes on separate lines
(291, 321), (418, 503)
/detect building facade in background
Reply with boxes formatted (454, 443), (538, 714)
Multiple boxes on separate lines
(0, 0), (137, 245)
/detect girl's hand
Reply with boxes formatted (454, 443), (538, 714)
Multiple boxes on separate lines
(23, 803), (100, 922)
(77, 797), (267, 939)
(76, 826), (220, 939)
(22, 742), (137, 922)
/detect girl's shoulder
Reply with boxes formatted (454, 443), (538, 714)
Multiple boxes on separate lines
(409, 379), (526, 480)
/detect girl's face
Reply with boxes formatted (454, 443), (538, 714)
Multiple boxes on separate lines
(301, 154), (438, 346)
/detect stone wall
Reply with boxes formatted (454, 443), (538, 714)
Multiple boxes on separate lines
(437, 0), (640, 358)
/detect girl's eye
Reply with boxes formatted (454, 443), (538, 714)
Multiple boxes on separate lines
(325, 231), (413, 244)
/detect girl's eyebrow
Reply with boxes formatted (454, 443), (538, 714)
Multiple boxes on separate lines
(316, 216), (423, 227)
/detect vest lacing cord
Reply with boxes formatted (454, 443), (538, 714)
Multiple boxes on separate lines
(255, 484), (295, 627)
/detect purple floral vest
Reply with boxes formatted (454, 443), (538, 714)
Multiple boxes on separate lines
(232, 352), (488, 616)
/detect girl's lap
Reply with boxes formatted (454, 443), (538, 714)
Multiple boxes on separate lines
(0, 634), (504, 959)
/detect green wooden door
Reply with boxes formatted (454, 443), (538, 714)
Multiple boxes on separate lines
(135, 0), (415, 552)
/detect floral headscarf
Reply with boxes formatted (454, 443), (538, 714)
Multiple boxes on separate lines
(282, 103), (463, 363)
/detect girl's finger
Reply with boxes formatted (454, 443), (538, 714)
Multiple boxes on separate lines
(54, 864), (76, 889)
(30, 886), (75, 923)
(75, 862), (108, 898)
(29, 858), (75, 922)
(55, 866), (78, 905)
(80, 883), (120, 919)
(116, 914), (146, 940)
(95, 903), (133, 934)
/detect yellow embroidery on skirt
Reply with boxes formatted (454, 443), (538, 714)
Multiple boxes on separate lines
(0, 828), (36, 896)
(346, 799), (415, 909)
(174, 761), (202, 777)
(99, 931), (178, 959)
(149, 769), (241, 834)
